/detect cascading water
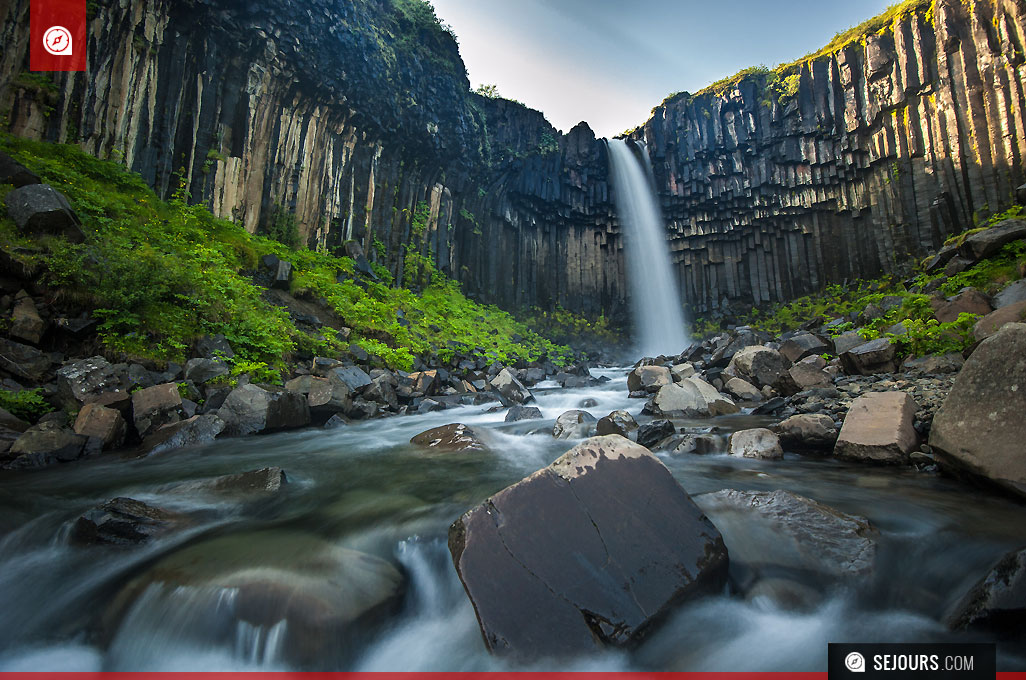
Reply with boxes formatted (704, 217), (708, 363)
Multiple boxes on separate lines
(607, 138), (690, 358)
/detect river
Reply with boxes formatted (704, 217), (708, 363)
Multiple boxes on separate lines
(0, 367), (1024, 671)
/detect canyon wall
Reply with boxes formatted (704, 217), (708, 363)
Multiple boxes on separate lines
(638, 0), (1026, 313)
(1, 0), (1025, 323)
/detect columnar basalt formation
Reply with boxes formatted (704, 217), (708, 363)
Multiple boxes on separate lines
(1, 0), (1024, 322)
(639, 0), (1026, 313)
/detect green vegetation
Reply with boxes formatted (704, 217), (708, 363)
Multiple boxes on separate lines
(0, 388), (49, 422)
(659, 0), (934, 111)
(474, 84), (500, 98)
(0, 135), (573, 372)
(382, 0), (463, 77)
(262, 202), (301, 249)
(693, 208), (1026, 358)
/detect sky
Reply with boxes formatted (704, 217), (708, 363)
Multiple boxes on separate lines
(430, 0), (894, 137)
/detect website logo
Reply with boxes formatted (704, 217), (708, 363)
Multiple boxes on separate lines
(845, 651), (866, 673)
(42, 25), (73, 55)
(30, 0), (86, 71)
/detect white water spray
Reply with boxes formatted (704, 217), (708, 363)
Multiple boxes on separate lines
(607, 139), (689, 357)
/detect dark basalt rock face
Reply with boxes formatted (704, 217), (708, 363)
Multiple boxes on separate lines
(448, 435), (728, 658)
(1, 0), (1023, 321)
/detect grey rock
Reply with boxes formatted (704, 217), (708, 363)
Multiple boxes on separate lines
(4, 183), (84, 242)
(505, 405), (542, 422)
(490, 367), (534, 405)
(728, 428), (783, 460)
(0, 338), (53, 382)
(216, 384), (310, 436)
(840, 337), (898, 375)
(774, 414), (838, 452)
(697, 489), (877, 582)
(183, 358), (229, 384)
(448, 435), (729, 656)
(947, 546), (1026, 634)
(779, 333), (831, 364)
(9, 293), (46, 344)
(930, 323), (1026, 497)
(73, 402), (126, 450)
(959, 219), (1026, 261)
(636, 419), (675, 449)
(627, 365), (672, 393)
(6, 420), (87, 468)
(835, 391), (918, 463)
(595, 409), (638, 437)
(410, 423), (485, 452)
(73, 497), (185, 546)
(552, 409), (597, 439)
(995, 279), (1026, 309)
(649, 378), (739, 417)
(132, 383), (185, 437)
(57, 356), (124, 406)
(141, 414), (226, 455)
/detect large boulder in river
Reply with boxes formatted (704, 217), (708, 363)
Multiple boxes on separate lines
(627, 365), (671, 394)
(552, 409), (597, 439)
(596, 409), (638, 437)
(648, 378), (739, 417)
(636, 419), (675, 449)
(410, 423), (485, 452)
(947, 546), (1026, 635)
(774, 414), (838, 452)
(490, 367), (534, 405)
(728, 428), (783, 460)
(73, 497), (185, 546)
(216, 384), (310, 436)
(448, 435), (729, 657)
(834, 391), (918, 463)
(108, 529), (404, 667)
(930, 323), (1026, 497)
(696, 489), (877, 601)
(505, 405), (542, 422)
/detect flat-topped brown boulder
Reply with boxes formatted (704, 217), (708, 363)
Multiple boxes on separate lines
(448, 435), (728, 658)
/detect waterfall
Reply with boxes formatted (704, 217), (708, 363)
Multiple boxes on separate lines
(607, 139), (690, 357)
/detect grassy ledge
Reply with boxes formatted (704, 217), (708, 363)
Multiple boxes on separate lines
(0, 135), (578, 375)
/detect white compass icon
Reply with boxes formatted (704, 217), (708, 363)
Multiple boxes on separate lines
(43, 26), (73, 56)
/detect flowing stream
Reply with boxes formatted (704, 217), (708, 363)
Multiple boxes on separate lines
(607, 139), (690, 357)
(0, 370), (1025, 671)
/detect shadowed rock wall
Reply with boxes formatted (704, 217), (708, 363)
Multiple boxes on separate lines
(1, 0), (1024, 322)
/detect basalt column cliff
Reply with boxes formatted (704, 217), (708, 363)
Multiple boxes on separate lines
(2, 0), (1025, 319)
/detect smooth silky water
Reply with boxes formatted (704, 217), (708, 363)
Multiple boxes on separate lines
(1, 368), (1025, 671)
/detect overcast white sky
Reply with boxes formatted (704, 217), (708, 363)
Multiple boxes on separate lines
(430, 0), (894, 137)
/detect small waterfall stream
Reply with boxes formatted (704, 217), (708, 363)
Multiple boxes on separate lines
(607, 138), (690, 357)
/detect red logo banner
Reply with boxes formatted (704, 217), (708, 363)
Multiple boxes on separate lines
(30, 0), (86, 71)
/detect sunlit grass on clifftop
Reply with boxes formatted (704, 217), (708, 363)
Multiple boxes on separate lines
(656, 0), (935, 110)
(0, 135), (574, 372)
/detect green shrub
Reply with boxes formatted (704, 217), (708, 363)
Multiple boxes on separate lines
(0, 134), (572, 371)
(0, 388), (49, 422)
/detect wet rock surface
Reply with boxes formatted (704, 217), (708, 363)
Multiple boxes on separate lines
(448, 435), (729, 657)
(410, 423), (486, 452)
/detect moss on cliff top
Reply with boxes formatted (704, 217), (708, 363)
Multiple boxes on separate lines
(0, 135), (575, 371)
(659, 0), (934, 110)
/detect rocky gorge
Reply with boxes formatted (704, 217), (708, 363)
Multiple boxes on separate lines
(3, 0), (1026, 319)
(0, 0), (1025, 672)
